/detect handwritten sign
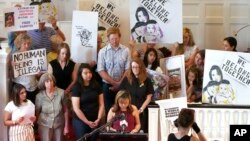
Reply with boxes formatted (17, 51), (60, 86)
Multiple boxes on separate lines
(13, 49), (47, 78)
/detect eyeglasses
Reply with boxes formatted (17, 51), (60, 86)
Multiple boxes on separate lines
(132, 66), (140, 69)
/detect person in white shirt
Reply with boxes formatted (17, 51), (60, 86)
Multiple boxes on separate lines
(4, 83), (36, 141)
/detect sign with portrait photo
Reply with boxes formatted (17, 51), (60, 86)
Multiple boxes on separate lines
(4, 5), (39, 32)
(202, 50), (250, 105)
(130, 0), (183, 44)
(71, 11), (98, 63)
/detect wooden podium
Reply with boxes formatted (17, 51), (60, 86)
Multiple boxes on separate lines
(99, 132), (148, 141)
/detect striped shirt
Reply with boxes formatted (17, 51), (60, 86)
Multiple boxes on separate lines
(27, 27), (56, 54)
(97, 43), (130, 83)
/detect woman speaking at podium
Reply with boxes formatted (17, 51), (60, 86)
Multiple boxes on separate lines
(107, 90), (141, 133)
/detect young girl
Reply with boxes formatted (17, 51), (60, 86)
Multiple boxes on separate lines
(143, 48), (163, 73)
(186, 67), (202, 103)
(4, 83), (36, 141)
(107, 90), (140, 133)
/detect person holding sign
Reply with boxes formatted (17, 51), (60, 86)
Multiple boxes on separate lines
(168, 108), (207, 141)
(107, 90), (140, 133)
(35, 73), (69, 141)
(27, 15), (65, 54)
(120, 58), (154, 133)
(4, 83), (36, 141)
(97, 27), (130, 116)
(11, 33), (39, 104)
(172, 27), (199, 68)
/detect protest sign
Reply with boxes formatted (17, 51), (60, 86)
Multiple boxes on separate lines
(202, 50), (250, 105)
(4, 5), (38, 32)
(12, 49), (47, 78)
(130, 0), (183, 43)
(71, 11), (98, 63)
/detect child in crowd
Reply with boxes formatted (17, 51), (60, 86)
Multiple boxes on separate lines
(186, 67), (202, 103)
(107, 90), (140, 133)
(4, 83), (36, 141)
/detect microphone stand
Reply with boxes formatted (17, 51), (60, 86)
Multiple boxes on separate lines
(76, 115), (121, 141)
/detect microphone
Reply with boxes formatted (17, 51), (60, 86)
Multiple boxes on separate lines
(119, 113), (128, 133)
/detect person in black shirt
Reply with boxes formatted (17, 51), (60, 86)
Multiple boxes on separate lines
(168, 108), (207, 141)
(71, 63), (104, 141)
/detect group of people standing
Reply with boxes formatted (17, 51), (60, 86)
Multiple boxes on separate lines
(3, 5), (239, 140)
(4, 23), (156, 141)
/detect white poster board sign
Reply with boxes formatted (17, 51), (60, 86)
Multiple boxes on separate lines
(78, 0), (130, 48)
(156, 97), (188, 141)
(160, 55), (186, 99)
(130, 0), (183, 44)
(4, 6), (38, 32)
(71, 11), (98, 63)
(202, 50), (250, 105)
(12, 49), (47, 78)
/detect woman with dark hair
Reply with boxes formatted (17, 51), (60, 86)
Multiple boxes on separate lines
(143, 48), (162, 73)
(168, 108), (207, 141)
(107, 90), (140, 133)
(71, 63), (104, 141)
(223, 36), (237, 51)
(4, 83), (36, 141)
(209, 65), (223, 82)
(135, 7), (150, 22)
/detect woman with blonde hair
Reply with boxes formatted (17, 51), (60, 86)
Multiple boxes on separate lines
(172, 27), (199, 68)
(11, 33), (39, 104)
(120, 58), (154, 132)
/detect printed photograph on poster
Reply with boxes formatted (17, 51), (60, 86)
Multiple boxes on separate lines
(130, 0), (182, 44)
(168, 68), (182, 95)
(147, 69), (168, 100)
(202, 50), (250, 105)
(160, 55), (186, 99)
(71, 11), (98, 63)
(12, 49), (47, 78)
(4, 5), (39, 32)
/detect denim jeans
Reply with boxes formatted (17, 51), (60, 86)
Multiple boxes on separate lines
(72, 118), (98, 141)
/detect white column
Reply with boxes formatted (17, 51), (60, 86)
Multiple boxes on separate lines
(0, 46), (10, 141)
(148, 107), (160, 141)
